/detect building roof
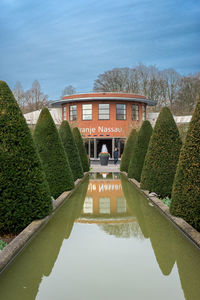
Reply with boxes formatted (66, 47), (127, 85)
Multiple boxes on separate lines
(51, 92), (156, 107)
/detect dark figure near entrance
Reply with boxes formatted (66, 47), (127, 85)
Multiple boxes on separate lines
(113, 147), (119, 164)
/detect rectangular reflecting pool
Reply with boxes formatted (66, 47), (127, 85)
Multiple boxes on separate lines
(0, 173), (199, 300)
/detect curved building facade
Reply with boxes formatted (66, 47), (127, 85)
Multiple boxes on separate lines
(52, 92), (155, 160)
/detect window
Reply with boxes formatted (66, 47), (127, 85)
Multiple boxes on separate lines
(116, 104), (126, 120)
(82, 104), (92, 120)
(142, 105), (146, 120)
(63, 106), (66, 120)
(69, 105), (77, 121)
(83, 197), (93, 214)
(132, 104), (139, 120)
(117, 197), (126, 213)
(99, 197), (110, 214)
(99, 104), (110, 120)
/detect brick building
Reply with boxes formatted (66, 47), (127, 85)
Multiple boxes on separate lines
(51, 92), (155, 160)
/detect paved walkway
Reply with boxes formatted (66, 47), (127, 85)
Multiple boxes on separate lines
(90, 163), (120, 173)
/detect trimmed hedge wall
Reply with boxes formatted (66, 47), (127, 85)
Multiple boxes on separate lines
(73, 127), (90, 172)
(0, 81), (52, 234)
(120, 129), (137, 172)
(59, 121), (84, 181)
(34, 108), (74, 199)
(128, 120), (153, 182)
(140, 107), (182, 198)
(170, 100), (200, 231)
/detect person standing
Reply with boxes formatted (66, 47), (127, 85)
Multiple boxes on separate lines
(113, 147), (119, 165)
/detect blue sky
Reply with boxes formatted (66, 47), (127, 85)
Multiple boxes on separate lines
(0, 0), (199, 99)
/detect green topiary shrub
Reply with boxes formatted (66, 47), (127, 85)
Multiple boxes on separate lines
(128, 121), (153, 181)
(120, 129), (137, 172)
(33, 108), (74, 199)
(170, 100), (200, 231)
(0, 239), (7, 250)
(59, 121), (84, 181)
(73, 127), (90, 172)
(140, 107), (182, 198)
(0, 81), (52, 234)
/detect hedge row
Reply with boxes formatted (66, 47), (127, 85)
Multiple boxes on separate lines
(59, 121), (84, 181)
(140, 107), (182, 198)
(128, 120), (153, 182)
(123, 104), (199, 231)
(33, 108), (74, 199)
(73, 127), (90, 172)
(170, 100), (200, 231)
(0, 81), (52, 234)
(120, 129), (137, 172)
(0, 81), (87, 234)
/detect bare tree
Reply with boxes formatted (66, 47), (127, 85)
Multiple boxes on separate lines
(62, 85), (76, 96)
(161, 69), (181, 110)
(136, 64), (150, 96)
(93, 68), (122, 92)
(136, 64), (163, 104)
(94, 65), (164, 106)
(93, 68), (140, 93)
(23, 80), (48, 113)
(13, 81), (26, 109)
(93, 65), (192, 114)
(173, 73), (200, 115)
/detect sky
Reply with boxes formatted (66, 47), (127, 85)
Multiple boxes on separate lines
(0, 0), (199, 99)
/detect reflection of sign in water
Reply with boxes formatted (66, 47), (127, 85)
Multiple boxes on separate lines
(82, 180), (126, 216)
(88, 183), (122, 192)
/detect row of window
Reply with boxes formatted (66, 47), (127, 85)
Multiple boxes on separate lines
(83, 197), (126, 214)
(63, 103), (146, 121)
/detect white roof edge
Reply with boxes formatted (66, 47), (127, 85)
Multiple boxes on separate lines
(51, 97), (156, 106)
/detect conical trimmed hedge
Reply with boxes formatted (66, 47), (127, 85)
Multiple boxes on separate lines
(33, 108), (74, 199)
(0, 81), (52, 234)
(140, 107), (182, 198)
(59, 121), (84, 181)
(128, 121), (153, 181)
(73, 127), (90, 172)
(170, 100), (200, 231)
(120, 129), (137, 172)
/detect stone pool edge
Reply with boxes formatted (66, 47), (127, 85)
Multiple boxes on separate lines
(0, 172), (89, 273)
(121, 172), (200, 250)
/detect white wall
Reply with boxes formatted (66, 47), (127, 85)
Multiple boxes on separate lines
(24, 108), (62, 125)
(147, 112), (192, 126)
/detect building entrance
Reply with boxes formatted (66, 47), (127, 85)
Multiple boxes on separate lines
(97, 139), (112, 158)
(84, 137), (126, 160)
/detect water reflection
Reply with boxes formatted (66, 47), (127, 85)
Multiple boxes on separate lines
(99, 223), (144, 239)
(0, 173), (199, 300)
(81, 173), (144, 239)
(0, 177), (89, 300)
(80, 172), (131, 219)
(121, 176), (175, 275)
(121, 175), (200, 300)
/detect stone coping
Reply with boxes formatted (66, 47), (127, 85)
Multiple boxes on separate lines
(0, 172), (89, 274)
(121, 172), (200, 250)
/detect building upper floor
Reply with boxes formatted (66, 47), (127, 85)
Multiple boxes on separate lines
(51, 92), (156, 138)
(23, 92), (192, 138)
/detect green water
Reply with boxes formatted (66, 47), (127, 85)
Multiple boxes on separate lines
(0, 173), (199, 300)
